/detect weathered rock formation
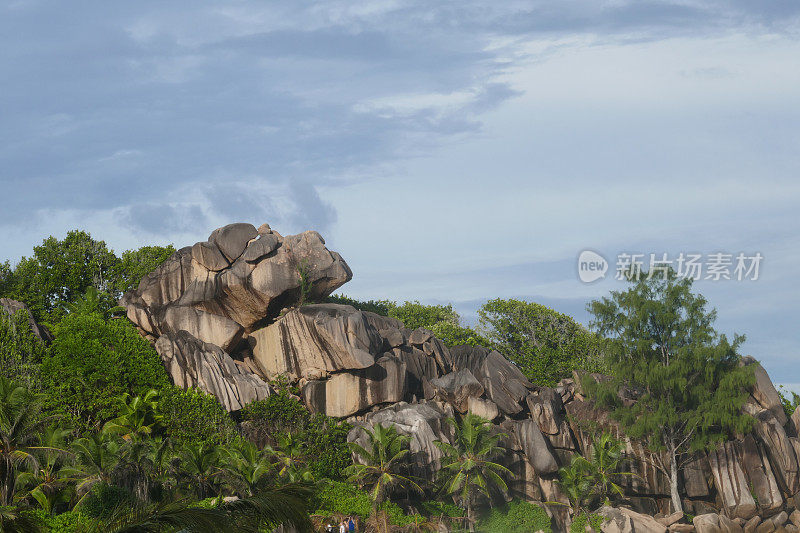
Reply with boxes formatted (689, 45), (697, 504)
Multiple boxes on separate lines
(0, 298), (52, 342)
(120, 222), (800, 532)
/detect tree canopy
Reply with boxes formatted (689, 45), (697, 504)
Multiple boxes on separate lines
(586, 270), (755, 513)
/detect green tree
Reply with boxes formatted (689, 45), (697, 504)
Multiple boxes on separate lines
(177, 441), (220, 500)
(0, 231), (119, 323)
(433, 414), (512, 532)
(15, 426), (76, 515)
(0, 377), (52, 506)
(0, 309), (47, 386)
(478, 298), (605, 385)
(41, 311), (170, 431)
(111, 245), (175, 297)
(346, 424), (422, 517)
(587, 271), (755, 513)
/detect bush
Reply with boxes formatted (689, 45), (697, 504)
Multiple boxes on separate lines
(478, 500), (552, 533)
(0, 309), (46, 385)
(305, 414), (352, 481)
(241, 389), (310, 434)
(241, 389), (352, 481)
(28, 509), (92, 533)
(158, 386), (237, 445)
(324, 294), (391, 316)
(479, 298), (606, 385)
(41, 312), (171, 431)
(419, 499), (464, 518)
(77, 482), (134, 519)
(570, 511), (603, 533)
(312, 480), (418, 526)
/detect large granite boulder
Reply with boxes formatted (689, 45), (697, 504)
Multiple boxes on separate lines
(250, 304), (381, 381)
(121, 223), (352, 349)
(450, 345), (534, 415)
(709, 442), (758, 519)
(302, 354), (408, 418)
(155, 331), (271, 411)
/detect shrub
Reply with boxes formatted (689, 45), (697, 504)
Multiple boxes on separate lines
(312, 480), (418, 525)
(478, 500), (552, 533)
(158, 386), (237, 445)
(241, 389), (351, 481)
(0, 309), (46, 386)
(324, 294), (392, 316)
(41, 312), (171, 431)
(570, 511), (603, 533)
(28, 509), (92, 533)
(78, 482), (134, 519)
(241, 388), (310, 434)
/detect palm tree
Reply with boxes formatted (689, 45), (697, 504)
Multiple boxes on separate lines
(0, 503), (43, 532)
(15, 425), (78, 515)
(219, 440), (274, 497)
(70, 432), (122, 503)
(345, 424), (422, 518)
(0, 377), (52, 506)
(102, 390), (162, 441)
(558, 432), (634, 517)
(177, 441), (219, 499)
(269, 433), (314, 483)
(433, 414), (512, 532)
(89, 485), (312, 533)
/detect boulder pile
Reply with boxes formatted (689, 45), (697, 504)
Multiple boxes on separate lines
(120, 222), (800, 532)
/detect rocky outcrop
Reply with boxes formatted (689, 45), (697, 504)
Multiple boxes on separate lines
(155, 331), (270, 412)
(121, 223), (352, 351)
(0, 298), (52, 342)
(120, 223), (352, 410)
(119, 221), (800, 533)
(250, 304), (380, 381)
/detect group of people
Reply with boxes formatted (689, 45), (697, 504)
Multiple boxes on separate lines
(325, 516), (356, 532)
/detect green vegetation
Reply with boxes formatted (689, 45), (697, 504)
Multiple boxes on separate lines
(778, 385), (800, 419)
(0, 230), (767, 530)
(478, 298), (606, 385)
(346, 424), (422, 515)
(587, 269), (755, 514)
(557, 432), (632, 517)
(478, 500), (552, 533)
(434, 414), (512, 532)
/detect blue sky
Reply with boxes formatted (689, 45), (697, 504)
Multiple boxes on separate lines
(1, 1), (799, 388)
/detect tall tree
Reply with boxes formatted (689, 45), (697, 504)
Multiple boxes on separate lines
(1, 231), (119, 323)
(0, 377), (52, 506)
(345, 423), (421, 517)
(587, 270), (755, 513)
(479, 298), (605, 385)
(434, 414), (512, 532)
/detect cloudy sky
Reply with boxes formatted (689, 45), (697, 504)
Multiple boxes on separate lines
(2, 1), (798, 387)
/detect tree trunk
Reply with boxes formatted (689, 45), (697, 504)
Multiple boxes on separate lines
(669, 446), (683, 514)
(467, 500), (474, 532)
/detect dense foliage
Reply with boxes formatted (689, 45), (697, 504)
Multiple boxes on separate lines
(478, 500), (552, 533)
(0, 229), (767, 531)
(587, 270), (755, 514)
(42, 312), (171, 432)
(0, 230), (174, 324)
(478, 298), (606, 385)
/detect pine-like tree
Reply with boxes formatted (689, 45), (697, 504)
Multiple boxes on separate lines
(587, 269), (755, 514)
